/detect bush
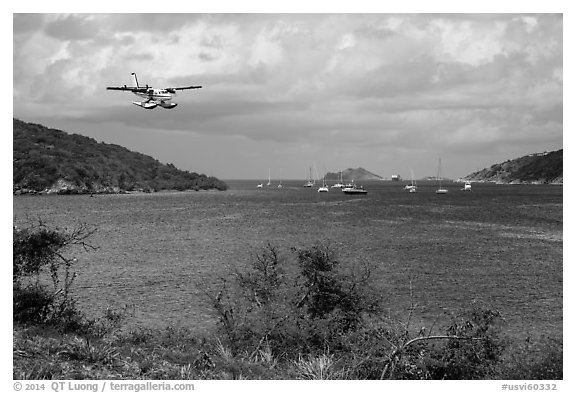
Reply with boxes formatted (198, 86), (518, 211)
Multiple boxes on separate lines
(408, 307), (505, 379)
(209, 242), (383, 357)
(13, 223), (68, 280)
(13, 283), (55, 325)
(495, 336), (563, 379)
(13, 220), (96, 329)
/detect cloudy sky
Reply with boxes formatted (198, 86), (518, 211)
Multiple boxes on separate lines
(12, 11), (563, 180)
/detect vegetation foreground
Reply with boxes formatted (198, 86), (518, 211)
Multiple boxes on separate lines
(13, 221), (562, 380)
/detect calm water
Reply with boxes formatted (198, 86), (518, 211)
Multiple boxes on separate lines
(13, 180), (563, 339)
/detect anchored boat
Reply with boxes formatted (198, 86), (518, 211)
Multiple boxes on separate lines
(342, 182), (367, 195)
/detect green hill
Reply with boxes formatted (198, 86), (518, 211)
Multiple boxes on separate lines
(13, 118), (227, 194)
(463, 150), (562, 184)
(325, 167), (383, 182)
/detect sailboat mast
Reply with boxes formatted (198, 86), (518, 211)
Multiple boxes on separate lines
(437, 158), (442, 188)
(435, 157), (448, 194)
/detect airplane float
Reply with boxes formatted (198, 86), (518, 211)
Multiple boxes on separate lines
(106, 73), (202, 109)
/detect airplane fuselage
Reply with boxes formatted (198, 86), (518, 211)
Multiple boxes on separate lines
(132, 89), (177, 109)
(134, 89), (172, 100)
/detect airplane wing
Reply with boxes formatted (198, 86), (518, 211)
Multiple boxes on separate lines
(106, 85), (147, 92)
(166, 85), (203, 93)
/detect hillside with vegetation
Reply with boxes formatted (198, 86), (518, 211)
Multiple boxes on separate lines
(13, 119), (227, 194)
(325, 167), (383, 182)
(463, 150), (563, 184)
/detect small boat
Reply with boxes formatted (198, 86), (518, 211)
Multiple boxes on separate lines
(461, 181), (472, 191)
(405, 170), (417, 192)
(435, 158), (448, 194)
(303, 167), (314, 187)
(342, 182), (367, 195)
(331, 171), (345, 188)
(257, 183), (263, 188)
(318, 173), (329, 192)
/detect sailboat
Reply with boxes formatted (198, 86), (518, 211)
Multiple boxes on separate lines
(405, 169), (417, 192)
(267, 168), (272, 186)
(303, 167), (314, 187)
(331, 171), (345, 188)
(318, 173), (329, 192)
(435, 158), (448, 194)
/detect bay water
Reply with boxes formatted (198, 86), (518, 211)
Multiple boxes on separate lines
(13, 180), (563, 340)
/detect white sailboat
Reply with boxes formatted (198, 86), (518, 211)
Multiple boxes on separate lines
(435, 158), (448, 194)
(405, 169), (417, 192)
(331, 171), (345, 188)
(267, 168), (272, 186)
(303, 167), (314, 187)
(318, 173), (329, 192)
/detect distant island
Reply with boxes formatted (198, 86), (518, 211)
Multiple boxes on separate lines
(13, 118), (228, 195)
(325, 167), (383, 182)
(462, 149), (562, 184)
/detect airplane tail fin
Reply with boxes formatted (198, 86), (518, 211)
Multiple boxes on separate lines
(131, 73), (139, 88)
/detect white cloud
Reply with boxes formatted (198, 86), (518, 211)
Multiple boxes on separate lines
(336, 33), (356, 50)
(249, 29), (285, 67)
(430, 18), (506, 66)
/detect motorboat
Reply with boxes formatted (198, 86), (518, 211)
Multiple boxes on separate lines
(342, 184), (367, 195)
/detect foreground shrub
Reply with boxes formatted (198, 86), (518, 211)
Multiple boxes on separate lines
(13, 220), (96, 329)
(209, 242), (383, 357)
(495, 336), (563, 380)
(390, 307), (505, 379)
